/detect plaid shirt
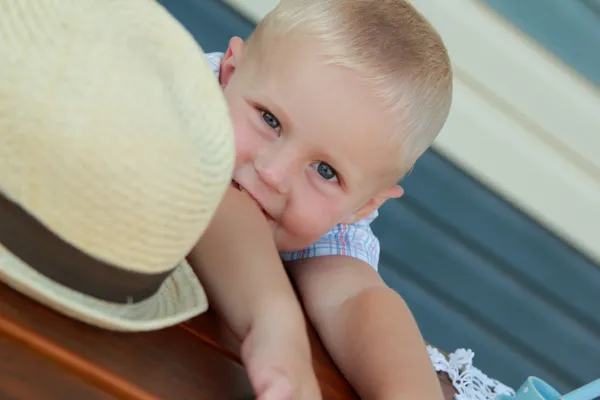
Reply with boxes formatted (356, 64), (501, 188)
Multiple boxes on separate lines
(206, 52), (380, 270)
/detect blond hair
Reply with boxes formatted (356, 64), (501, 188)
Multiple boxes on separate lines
(246, 0), (453, 175)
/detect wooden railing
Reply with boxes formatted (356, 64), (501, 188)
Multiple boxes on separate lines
(0, 282), (457, 399)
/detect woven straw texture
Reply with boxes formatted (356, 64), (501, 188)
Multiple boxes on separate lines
(0, 0), (235, 330)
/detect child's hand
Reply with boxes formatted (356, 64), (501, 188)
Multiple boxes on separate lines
(241, 309), (322, 400)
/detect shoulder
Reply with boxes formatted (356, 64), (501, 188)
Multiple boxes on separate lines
(204, 52), (224, 76)
(280, 211), (380, 269)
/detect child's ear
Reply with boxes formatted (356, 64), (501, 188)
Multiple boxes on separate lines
(219, 36), (245, 87)
(340, 185), (404, 224)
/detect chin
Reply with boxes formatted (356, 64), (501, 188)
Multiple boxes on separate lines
(274, 234), (317, 254)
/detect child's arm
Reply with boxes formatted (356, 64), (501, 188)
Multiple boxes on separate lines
(287, 255), (443, 400)
(188, 186), (321, 400)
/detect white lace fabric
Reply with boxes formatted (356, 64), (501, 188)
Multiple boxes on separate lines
(427, 346), (516, 400)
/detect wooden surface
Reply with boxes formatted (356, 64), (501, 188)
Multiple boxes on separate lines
(0, 282), (457, 399)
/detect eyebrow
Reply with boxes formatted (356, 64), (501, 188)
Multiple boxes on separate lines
(248, 91), (362, 191)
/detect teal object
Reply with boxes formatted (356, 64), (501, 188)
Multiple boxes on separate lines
(563, 378), (600, 400)
(497, 377), (600, 400)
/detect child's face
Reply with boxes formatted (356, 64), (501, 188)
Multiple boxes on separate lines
(220, 37), (403, 252)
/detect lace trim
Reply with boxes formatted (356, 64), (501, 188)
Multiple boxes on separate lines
(428, 346), (516, 400)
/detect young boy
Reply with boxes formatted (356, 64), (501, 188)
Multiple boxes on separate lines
(189, 0), (453, 398)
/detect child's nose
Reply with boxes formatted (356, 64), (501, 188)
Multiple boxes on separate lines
(258, 167), (290, 194)
(254, 146), (295, 194)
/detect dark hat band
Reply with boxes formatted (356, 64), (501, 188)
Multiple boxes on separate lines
(0, 192), (174, 304)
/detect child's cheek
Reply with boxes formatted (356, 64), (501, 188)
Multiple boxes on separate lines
(287, 208), (335, 247)
(229, 115), (253, 158)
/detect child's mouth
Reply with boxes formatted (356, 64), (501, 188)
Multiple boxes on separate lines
(232, 180), (274, 222)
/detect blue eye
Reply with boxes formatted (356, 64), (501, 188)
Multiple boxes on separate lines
(312, 162), (338, 182)
(261, 111), (280, 131)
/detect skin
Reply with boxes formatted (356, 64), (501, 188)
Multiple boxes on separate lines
(189, 187), (320, 399)
(220, 36), (403, 252)
(189, 34), (443, 399)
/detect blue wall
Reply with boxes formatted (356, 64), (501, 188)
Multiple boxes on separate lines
(482, 0), (600, 88)
(158, 0), (600, 393)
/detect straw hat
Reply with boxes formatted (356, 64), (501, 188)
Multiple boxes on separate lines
(0, 0), (235, 331)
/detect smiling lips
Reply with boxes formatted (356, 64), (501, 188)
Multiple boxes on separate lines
(232, 180), (274, 221)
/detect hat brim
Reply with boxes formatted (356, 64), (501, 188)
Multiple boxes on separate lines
(0, 245), (208, 332)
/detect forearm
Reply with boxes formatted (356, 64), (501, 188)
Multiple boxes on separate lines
(317, 287), (443, 400)
(187, 186), (305, 339)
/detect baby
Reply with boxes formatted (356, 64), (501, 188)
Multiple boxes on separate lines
(189, 0), (453, 398)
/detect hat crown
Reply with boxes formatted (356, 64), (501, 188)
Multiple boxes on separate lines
(0, 0), (235, 273)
